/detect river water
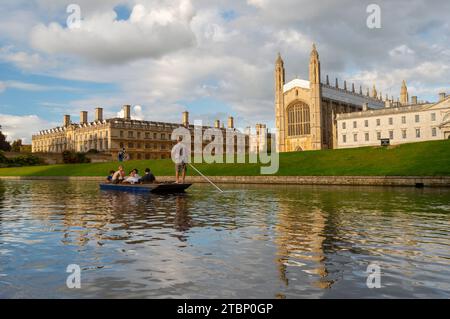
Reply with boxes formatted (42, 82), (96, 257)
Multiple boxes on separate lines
(0, 180), (449, 298)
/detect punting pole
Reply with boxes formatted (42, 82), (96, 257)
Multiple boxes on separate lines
(188, 163), (224, 193)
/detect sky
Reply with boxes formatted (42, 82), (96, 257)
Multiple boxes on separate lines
(0, 0), (448, 143)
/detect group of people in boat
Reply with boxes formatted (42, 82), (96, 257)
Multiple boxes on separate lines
(105, 137), (189, 185)
(106, 166), (156, 184)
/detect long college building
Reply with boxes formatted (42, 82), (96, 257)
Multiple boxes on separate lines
(32, 105), (259, 160)
(275, 44), (449, 151)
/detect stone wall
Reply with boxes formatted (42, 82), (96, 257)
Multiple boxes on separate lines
(1, 175), (449, 187)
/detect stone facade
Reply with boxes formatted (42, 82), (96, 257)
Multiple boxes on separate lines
(336, 94), (450, 148)
(32, 106), (258, 160)
(275, 44), (385, 152)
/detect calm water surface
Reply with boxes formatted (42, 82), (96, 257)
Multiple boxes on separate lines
(0, 180), (449, 298)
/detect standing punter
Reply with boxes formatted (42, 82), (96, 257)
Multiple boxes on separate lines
(171, 136), (189, 184)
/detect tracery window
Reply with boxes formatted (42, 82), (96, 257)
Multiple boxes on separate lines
(287, 102), (310, 136)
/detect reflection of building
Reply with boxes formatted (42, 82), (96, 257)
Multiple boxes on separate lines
(32, 106), (267, 160)
(274, 195), (333, 292)
(275, 44), (449, 151)
(337, 93), (450, 148)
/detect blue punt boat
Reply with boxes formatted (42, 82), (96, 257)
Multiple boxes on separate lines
(99, 183), (192, 194)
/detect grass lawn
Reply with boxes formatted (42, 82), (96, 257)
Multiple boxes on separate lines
(0, 140), (449, 177)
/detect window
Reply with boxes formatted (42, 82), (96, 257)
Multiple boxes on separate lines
(137, 132), (141, 139)
(128, 131), (134, 138)
(389, 118), (393, 125)
(377, 132), (381, 140)
(137, 143), (141, 149)
(432, 127), (437, 137)
(342, 135), (347, 143)
(120, 142), (124, 148)
(365, 133), (369, 141)
(416, 129), (421, 138)
(389, 131), (394, 139)
(353, 134), (358, 142)
(342, 122), (346, 130)
(145, 132), (150, 139)
(128, 142), (134, 148)
(415, 115), (420, 123)
(287, 102), (311, 136)
(145, 154), (150, 160)
(120, 131), (124, 138)
(431, 113), (436, 121)
(353, 121), (357, 129)
(401, 116), (406, 124)
(137, 153), (142, 160)
(376, 119), (381, 126)
(153, 133), (158, 139)
(402, 130), (407, 139)
(145, 143), (150, 149)
(365, 120), (368, 127)
(161, 134), (166, 140)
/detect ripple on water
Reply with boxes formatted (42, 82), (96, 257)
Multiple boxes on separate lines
(0, 180), (449, 298)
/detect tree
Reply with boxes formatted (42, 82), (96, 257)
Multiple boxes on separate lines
(0, 125), (11, 152)
(11, 139), (23, 152)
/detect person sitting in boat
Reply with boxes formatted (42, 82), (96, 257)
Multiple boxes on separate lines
(141, 168), (156, 184)
(106, 170), (115, 183)
(111, 165), (126, 184)
(123, 169), (141, 184)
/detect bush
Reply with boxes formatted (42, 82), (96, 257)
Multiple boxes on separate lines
(8, 155), (44, 167)
(0, 152), (7, 164)
(62, 151), (91, 164)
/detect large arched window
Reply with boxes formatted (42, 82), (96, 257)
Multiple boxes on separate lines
(287, 102), (310, 136)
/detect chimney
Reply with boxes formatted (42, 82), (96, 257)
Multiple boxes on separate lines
(439, 92), (446, 101)
(123, 105), (131, 120)
(411, 96), (418, 105)
(80, 111), (88, 124)
(228, 116), (234, 129)
(63, 115), (71, 127)
(214, 120), (220, 129)
(182, 111), (189, 127)
(385, 100), (391, 108)
(95, 107), (103, 122)
(362, 103), (369, 111)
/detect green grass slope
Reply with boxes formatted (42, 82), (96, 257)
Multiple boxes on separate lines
(0, 140), (449, 177)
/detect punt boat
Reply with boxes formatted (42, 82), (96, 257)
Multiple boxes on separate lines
(99, 183), (192, 193)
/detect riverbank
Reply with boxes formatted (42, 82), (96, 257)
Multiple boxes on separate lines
(1, 175), (449, 187)
(0, 140), (449, 177)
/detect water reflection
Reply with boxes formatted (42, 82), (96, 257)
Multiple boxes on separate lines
(0, 180), (449, 298)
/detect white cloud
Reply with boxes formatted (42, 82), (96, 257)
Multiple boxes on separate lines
(0, 114), (56, 144)
(0, 46), (58, 71)
(1, 80), (78, 92)
(0, 82), (5, 93)
(389, 45), (415, 57)
(30, 1), (197, 64)
(116, 105), (144, 120)
(0, 0), (449, 139)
